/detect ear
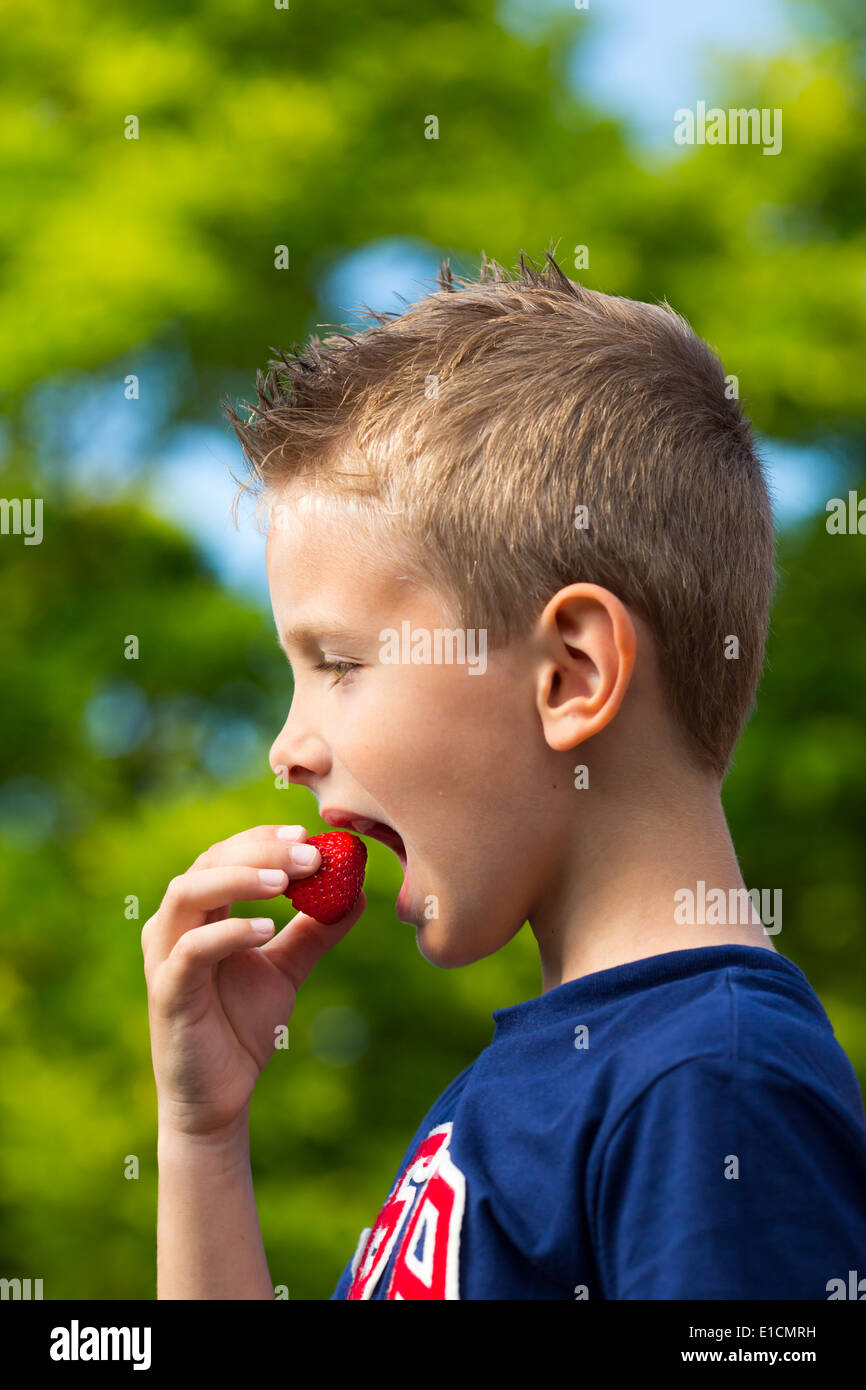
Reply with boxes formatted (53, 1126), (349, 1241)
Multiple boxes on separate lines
(534, 584), (636, 752)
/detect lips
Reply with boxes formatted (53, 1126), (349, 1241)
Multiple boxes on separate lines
(320, 808), (407, 870)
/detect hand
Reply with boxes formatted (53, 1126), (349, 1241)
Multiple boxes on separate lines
(141, 823), (367, 1139)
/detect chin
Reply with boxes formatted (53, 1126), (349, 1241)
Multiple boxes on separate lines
(413, 915), (504, 971)
(417, 936), (479, 970)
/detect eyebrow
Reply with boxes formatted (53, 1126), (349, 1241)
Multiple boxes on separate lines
(277, 619), (370, 654)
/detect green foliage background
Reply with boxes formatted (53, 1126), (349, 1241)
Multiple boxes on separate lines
(0, 0), (864, 1298)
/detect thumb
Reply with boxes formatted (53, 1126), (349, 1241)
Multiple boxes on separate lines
(260, 890), (368, 991)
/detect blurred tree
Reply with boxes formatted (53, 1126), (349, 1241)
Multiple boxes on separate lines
(0, 0), (864, 1299)
(0, 0), (862, 442)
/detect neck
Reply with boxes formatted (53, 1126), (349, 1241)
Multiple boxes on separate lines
(531, 770), (777, 992)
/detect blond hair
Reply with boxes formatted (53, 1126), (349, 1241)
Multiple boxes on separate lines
(223, 247), (776, 778)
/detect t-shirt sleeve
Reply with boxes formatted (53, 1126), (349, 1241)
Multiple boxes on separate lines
(593, 1054), (866, 1299)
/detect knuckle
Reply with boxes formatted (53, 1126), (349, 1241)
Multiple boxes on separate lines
(165, 873), (187, 903)
(171, 929), (197, 964)
(190, 836), (223, 870)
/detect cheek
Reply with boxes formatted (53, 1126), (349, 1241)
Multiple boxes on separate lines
(424, 676), (520, 788)
(329, 672), (414, 773)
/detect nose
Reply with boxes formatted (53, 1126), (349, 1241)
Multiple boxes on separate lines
(268, 703), (330, 786)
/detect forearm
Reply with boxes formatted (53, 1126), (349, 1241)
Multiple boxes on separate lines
(156, 1107), (275, 1300)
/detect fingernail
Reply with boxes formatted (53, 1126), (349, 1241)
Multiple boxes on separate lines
(291, 844), (319, 866)
(260, 869), (287, 886)
(251, 918), (275, 935)
(277, 824), (306, 840)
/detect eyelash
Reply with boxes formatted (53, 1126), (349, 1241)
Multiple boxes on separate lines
(313, 657), (358, 686)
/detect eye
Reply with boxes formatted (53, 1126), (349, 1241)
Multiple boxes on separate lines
(314, 657), (358, 686)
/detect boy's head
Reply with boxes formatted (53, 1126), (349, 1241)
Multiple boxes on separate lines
(224, 248), (776, 967)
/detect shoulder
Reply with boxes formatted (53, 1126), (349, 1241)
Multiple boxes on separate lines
(589, 950), (864, 1133)
(589, 1045), (866, 1299)
(575, 952), (866, 1239)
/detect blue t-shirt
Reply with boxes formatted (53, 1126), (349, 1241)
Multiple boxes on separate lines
(330, 944), (866, 1300)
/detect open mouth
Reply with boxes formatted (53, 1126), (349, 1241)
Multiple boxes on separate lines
(354, 819), (407, 870)
(321, 810), (407, 870)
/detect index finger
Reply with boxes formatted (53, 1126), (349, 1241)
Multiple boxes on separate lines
(189, 823), (312, 872)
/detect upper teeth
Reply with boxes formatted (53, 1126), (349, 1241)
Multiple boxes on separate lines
(352, 818), (377, 832)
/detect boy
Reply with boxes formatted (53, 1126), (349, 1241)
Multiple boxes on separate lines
(143, 248), (866, 1299)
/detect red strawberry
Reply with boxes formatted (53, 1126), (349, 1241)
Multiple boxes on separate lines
(286, 831), (367, 925)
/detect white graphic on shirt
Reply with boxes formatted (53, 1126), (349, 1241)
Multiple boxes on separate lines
(346, 1121), (466, 1300)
